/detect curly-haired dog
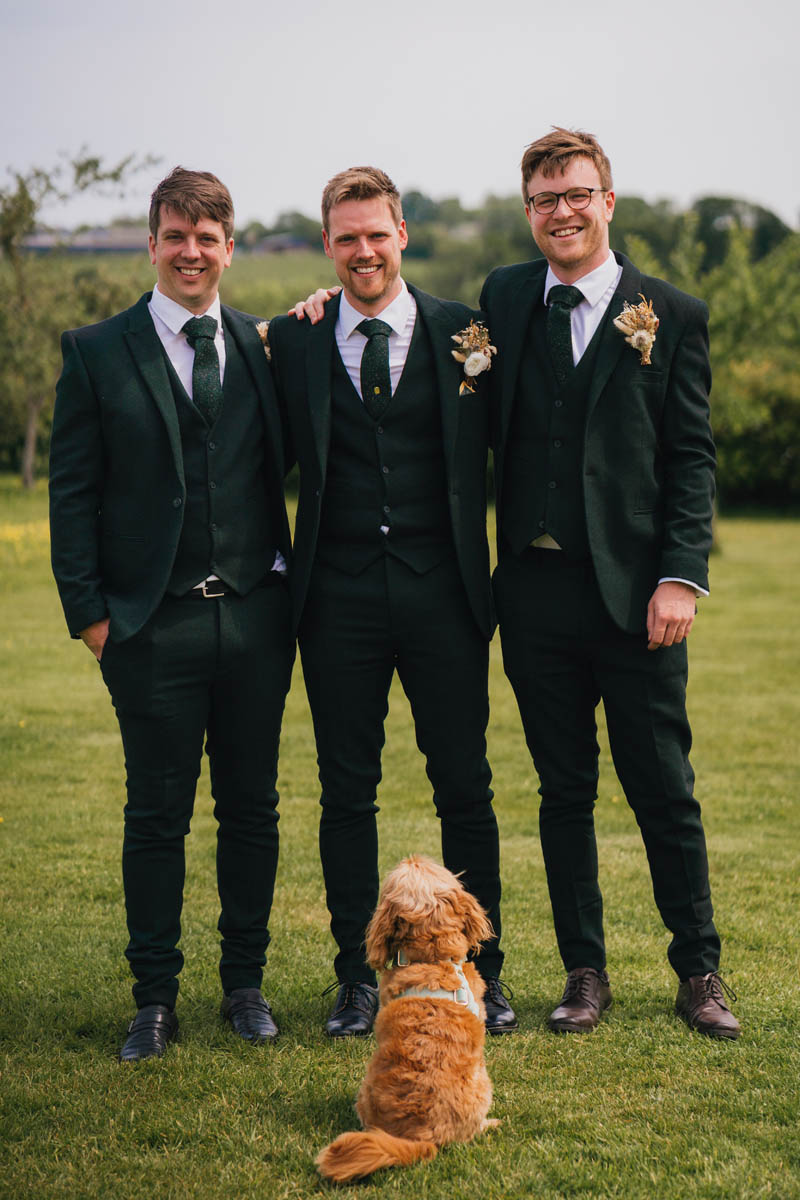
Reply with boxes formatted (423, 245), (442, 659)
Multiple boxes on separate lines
(316, 855), (499, 1183)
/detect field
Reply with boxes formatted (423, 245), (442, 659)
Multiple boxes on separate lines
(1, 477), (799, 1199)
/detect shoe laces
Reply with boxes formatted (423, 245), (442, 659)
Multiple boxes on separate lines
(698, 972), (737, 1005)
(321, 981), (376, 1013)
(563, 970), (604, 1003)
(485, 978), (514, 1003)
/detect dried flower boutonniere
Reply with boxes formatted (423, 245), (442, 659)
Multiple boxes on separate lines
(613, 294), (659, 365)
(256, 319), (271, 362)
(451, 320), (497, 394)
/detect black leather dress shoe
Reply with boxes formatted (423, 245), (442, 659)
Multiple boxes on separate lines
(483, 978), (519, 1034)
(221, 987), (279, 1043)
(324, 982), (379, 1038)
(119, 1004), (178, 1062)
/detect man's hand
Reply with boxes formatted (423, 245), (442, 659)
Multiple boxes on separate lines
(289, 286), (341, 323)
(79, 617), (110, 660)
(646, 582), (697, 651)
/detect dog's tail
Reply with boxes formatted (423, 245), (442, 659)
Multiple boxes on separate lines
(315, 1127), (438, 1182)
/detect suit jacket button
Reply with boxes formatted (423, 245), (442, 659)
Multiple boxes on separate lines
(548, 480), (557, 489)
(173, 498), (182, 507)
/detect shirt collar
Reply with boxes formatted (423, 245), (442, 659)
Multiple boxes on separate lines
(544, 252), (620, 309)
(339, 278), (412, 339)
(150, 283), (223, 335)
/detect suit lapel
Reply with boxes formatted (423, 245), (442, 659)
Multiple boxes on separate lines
(585, 254), (643, 423)
(408, 285), (465, 483)
(222, 305), (283, 480)
(306, 295), (340, 476)
(499, 265), (545, 451)
(123, 294), (184, 480)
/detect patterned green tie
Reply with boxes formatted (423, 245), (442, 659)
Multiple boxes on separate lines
(546, 284), (584, 384)
(357, 318), (393, 421)
(182, 315), (223, 425)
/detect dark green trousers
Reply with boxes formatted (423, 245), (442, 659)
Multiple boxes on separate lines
(298, 553), (502, 985)
(100, 580), (294, 1008)
(494, 549), (720, 980)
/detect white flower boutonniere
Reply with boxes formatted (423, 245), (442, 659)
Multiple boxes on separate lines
(256, 320), (271, 362)
(613, 294), (659, 365)
(451, 320), (497, 394)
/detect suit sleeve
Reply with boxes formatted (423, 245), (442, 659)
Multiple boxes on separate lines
(48, 331), (109, 637)
(658, 300), (716, 589)
(264, 316), (297, 475)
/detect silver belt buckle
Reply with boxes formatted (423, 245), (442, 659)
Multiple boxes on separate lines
(200, 579), (225, 598)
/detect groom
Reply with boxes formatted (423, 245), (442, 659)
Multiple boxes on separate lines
(481, 128), (739, 1038)
(268, 167), (515, 1038)
(49, 168), (295, 1059)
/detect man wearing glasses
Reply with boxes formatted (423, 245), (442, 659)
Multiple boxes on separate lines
(480, 127), (740, 1039)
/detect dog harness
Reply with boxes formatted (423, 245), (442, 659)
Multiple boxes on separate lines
(392, 951), (481, 1017)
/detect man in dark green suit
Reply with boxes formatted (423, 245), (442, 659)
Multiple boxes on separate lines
(268, 167), (515, 1038)
(49, 168), (295, 1060)
(481, 128), (739, 1038)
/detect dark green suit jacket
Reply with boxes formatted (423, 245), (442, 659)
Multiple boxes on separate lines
(268, 284), (494, 639)
(49, 292), (291, 642)
(480, 253), (716, 633)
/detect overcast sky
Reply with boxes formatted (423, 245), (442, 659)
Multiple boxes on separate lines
(3, 0), (798, 237)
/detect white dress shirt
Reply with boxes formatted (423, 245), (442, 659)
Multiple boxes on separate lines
(544, 252), (621, 365)
(542, 254), (705, 595)
(148, 284), (225, 397)
(335, 280), (417, 397)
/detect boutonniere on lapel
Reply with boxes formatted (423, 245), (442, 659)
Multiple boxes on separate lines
(451, 320), (497, 395)
(613, 294), (659, 365)
(256, 320), (271, 362)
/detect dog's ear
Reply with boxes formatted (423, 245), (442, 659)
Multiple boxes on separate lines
(453, 888), (494, 955)
(365, 900), (400, 969)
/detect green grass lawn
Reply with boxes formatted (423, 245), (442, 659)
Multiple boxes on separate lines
(1, 476), (799, 1199)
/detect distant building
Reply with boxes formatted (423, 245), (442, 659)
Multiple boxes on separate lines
(22, 225), (149, 254)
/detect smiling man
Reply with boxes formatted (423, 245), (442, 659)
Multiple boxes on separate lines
(49, 167), (295, 1060)
(268, 167), (516, 1039)
(480, 128), (739, 1039)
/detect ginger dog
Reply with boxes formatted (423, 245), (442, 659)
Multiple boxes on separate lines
(316, 855), (498, 1183)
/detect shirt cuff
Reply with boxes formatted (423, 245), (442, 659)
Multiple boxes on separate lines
(658, 576), (708, 598)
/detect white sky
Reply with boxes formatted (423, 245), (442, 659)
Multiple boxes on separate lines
(3, 0), (798, 235)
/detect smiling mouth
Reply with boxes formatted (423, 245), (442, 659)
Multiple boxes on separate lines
(552, 226), (582, 239)
(177, 267), (204, 276)
(353, 265), (381, 275)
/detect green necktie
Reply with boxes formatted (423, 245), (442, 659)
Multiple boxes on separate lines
(182, 315), (223, 425)
(357, 318), (393, 421)
(546, 284), (584, 384)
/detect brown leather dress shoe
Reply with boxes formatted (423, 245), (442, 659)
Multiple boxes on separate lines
(119, 1004), (178, 1062)
(324, 982), (378, 1038)
(483, 978), (519, 1034)
(221, 987), (279, 1043)
(548, 967), (612, 1033)
(675, 972), (740, 1039)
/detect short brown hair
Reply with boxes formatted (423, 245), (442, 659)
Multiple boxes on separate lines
(321, 166), (403, 232)
(520, 128), (613, 204)
(149, 167), (234, 241)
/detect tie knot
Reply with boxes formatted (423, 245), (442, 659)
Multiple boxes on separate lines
(357, 318), (392, 340)
(548, 285), (584, 312)
(182, 315), (218, 346)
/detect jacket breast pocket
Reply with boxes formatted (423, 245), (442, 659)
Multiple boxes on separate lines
(635, 369), (665, 386)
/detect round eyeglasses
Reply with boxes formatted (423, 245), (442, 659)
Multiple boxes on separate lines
(526, 187), (605, 215)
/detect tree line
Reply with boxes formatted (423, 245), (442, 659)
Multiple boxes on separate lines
(1, 157), (798, 506)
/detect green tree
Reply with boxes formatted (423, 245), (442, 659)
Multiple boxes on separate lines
(0, 151), (152, 486)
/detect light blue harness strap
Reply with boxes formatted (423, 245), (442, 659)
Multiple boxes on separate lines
(391, 956), (481, 1017)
